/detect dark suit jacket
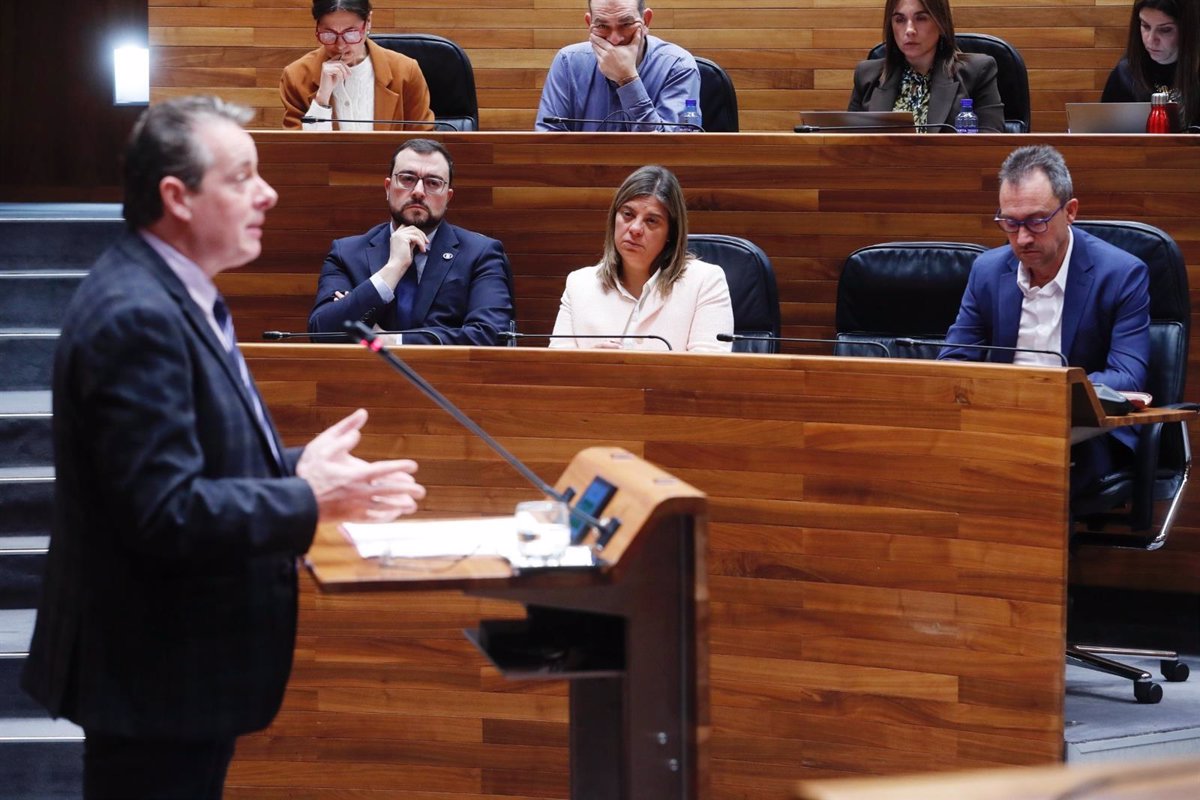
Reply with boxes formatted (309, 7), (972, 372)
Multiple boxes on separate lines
(848, 52), (1005, 132)
(307, 221), (514, 345)
(22, 232), (318, 739)
(939, 227), (1151, 449)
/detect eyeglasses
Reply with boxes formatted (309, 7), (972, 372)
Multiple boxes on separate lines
(315, 24), (366, 45)
(994, 201), (1067, 234)
(391, 172), (449, 195)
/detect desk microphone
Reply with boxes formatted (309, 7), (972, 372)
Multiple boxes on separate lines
(898, 337), (1068, 366)
(716, 332), (891, 357)
(299, 115), (458, 130)
(794, 122), (1001, 133)
(540, 115), (703, 132)
(262, 328), (448, 344)
(498, 331), (673, 351)
(342, 320), (619, 546)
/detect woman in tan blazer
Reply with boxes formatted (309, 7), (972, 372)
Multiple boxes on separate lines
(279, 0), (433, 131)
(550, 166), (733, 353)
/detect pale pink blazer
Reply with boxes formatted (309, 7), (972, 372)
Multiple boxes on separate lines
(549, 258), (734, 353)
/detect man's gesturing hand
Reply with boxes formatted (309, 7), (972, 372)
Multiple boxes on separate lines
(296, 408), (425, 522)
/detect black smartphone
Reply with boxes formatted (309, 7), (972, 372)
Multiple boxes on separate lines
(569, 476), (617, 545)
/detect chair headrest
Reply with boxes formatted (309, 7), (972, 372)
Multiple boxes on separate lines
(836, 241), (985, 335)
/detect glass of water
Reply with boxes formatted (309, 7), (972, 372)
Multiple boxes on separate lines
(514, 500), (571, 566)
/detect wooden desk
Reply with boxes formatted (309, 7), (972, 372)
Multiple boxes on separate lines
(225, 131), (1200, 598)
(228, 345), (1079, 799)
(795, 756), (1200, 800)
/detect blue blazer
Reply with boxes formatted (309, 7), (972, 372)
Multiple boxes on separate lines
(940, 227), (1150, 448)
(308, 221), (514, 345)
(23, 232), (318, 739)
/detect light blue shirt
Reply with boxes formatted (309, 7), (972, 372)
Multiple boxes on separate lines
(535, 35), (700, 131)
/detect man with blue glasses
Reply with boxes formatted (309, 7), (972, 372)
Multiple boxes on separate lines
(940, 144), (1150, 496)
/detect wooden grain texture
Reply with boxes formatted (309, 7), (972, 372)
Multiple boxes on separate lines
(148, 0), (1141, 133)
(225, 345), (1074, 798)
(226, 130), (1200, 596)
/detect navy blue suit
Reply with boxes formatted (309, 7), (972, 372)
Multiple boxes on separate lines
(23, 232), (318, 740)
(308, 221), (514, 345)
(940, 226), (1150, 454)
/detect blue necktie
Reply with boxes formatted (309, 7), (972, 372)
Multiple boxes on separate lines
(394, 264), (418, 330)
(212, 294), (283, 470)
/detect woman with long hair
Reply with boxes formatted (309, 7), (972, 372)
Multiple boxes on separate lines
(1102, 0), (1199, 130)
(550, 166), (733, 352)
(848, 0), (1004, 132)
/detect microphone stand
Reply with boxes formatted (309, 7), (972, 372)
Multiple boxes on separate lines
(300, 115), (459, 131)
(498, 331), (673, 351)
(898, 337), (1068, 366)
(540, 115), (703, 132)
(343, 321), (619, 547)
(716, 333), (891, 357)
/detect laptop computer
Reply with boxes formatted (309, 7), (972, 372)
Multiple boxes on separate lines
(1065, 102), (1152, 133)
(796, 110), (917, 133)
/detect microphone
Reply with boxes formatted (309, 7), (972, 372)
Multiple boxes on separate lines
(342, 321), (620, 548)
(716, 332), (891, 357)
(499, 331), (673, 351)
(794, 122), (1002, 133)
(263, 330), (350, 341)
(300, 115), (458, 131)
(899, 337), (1068, 366)
(540, 115), (703, 132)
(262, 328), (448, 344)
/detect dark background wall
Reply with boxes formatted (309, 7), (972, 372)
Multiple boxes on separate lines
(0, 0), (148, 201)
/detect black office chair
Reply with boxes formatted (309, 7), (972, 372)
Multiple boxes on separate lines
(695, 56), (739, 132)
(370, 33), (479, 131)
(834, 241), (986, 358)
(686, 234), (779, 353)
(1068, 220), (1192, 704)
(867, 32), (1031, 132)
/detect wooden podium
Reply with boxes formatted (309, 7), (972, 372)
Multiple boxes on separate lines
(305, 446), (711, 800)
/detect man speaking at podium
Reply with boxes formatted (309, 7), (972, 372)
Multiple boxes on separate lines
(22, 95), (425, 799)
(940, 144), (1150, 496)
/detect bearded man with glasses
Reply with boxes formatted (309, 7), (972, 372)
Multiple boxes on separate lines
(940, 144), (1151, 497)
(280, 0), (433, 130)
(308, 138), (514, 345)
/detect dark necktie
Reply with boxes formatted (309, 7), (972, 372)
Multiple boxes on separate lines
(394, 262), (419, 330)
(212, 294), (283, 469)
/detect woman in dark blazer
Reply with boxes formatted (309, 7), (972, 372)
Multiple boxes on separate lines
(1102, 0), (1199, 130)
(848, 0), (1004, 132)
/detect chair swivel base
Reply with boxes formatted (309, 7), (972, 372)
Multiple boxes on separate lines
(1068, 644), (1189, 704)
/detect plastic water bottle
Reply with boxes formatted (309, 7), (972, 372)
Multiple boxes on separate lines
(680, 98), (703, 132)
(954, 98), (979, 133)
(1146, 91), (1171, 133)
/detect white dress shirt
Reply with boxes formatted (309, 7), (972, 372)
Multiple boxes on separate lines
(302, 54), (376, 132)
(1014, 228), (1074, 366)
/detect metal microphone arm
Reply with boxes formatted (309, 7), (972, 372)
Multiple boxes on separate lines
(299, 115), (458, 131)
(342, 321), (617, 541)
(499, 331), (673, 351)
(716, 332), (891, 357)
(898, 337), (1068, 366)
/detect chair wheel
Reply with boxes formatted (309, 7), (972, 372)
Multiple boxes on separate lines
(1161, 660), (1190, 682)
(1134, 680), (1163, 704)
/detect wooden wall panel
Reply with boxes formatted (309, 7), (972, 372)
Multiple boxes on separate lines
(227, 131), (1200, 596)
(150, 0), (1139, 133)
(227, 346), (1075, 798)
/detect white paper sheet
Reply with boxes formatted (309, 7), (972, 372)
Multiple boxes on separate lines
(340, 516), (596, 568)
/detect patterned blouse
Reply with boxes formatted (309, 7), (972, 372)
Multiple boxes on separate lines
(892, 65), (931, 128)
